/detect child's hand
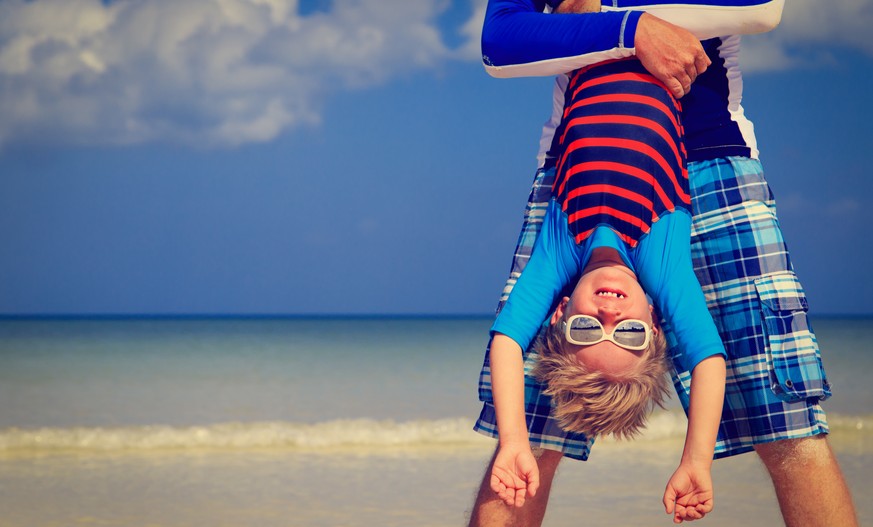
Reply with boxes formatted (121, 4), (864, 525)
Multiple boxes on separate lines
(490, 443), (540, 508)
(662, 462), (714, 523)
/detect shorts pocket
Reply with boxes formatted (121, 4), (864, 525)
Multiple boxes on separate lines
(755, 271), (831, 402)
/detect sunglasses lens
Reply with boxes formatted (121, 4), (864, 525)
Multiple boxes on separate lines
(568, 316), (603, 344)
(614, 320), (648, 347)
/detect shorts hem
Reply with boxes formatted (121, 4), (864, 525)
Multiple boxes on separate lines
(474, 403), (592, 461)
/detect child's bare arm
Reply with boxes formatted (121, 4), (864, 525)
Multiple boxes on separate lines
(489, 333), (540, 507)
(663, 355), (726, 523)
(554, 0), (601, 14)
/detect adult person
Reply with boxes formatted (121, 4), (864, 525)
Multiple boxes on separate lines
(469, 1), (859, 526)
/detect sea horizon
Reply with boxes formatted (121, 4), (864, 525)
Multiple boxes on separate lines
(3, 312), (873, 320)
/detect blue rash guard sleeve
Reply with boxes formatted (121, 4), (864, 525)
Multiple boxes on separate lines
(482, 0), (640, 78)
(482, 0), (784, 78)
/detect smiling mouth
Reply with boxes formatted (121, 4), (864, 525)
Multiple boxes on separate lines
(596, 289), (626, 299)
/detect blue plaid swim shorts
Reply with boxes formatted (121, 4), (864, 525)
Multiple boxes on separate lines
(474, 156), (830, 460)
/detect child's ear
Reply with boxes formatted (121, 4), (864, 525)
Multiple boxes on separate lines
(550, 297), (570, 325)
(649, 304), (660, 334)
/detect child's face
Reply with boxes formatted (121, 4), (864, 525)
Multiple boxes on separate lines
(551, 262), (655, 378)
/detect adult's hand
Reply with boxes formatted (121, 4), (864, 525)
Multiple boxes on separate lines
(634, 13), (711, 99)
(555, 0), (601, 14)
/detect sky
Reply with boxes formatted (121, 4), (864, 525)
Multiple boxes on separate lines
(0, 0), (872, 317)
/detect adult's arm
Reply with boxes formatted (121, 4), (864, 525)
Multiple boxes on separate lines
(482, 0), (783, 78)
(610, 0), (783, 40)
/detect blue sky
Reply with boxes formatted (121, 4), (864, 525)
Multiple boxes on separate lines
(0, 0), (871, 317)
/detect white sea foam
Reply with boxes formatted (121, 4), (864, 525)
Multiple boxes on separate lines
(0, 418), (490, 453)
(3, 412), (868, 454)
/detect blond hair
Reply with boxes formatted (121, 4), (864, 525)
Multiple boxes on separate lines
(532, 321), (670, 440)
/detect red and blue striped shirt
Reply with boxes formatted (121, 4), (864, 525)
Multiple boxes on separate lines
(550, 59), (690, 248)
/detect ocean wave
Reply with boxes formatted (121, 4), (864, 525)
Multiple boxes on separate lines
(1, 412), (870, 453)
(0, 418), (489, 453)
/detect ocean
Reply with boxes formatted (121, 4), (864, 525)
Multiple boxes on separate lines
(0, 316), (870, 526)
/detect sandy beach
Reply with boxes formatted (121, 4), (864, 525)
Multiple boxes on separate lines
(1, 416), (870, 527)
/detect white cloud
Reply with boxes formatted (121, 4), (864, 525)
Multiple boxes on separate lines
(779, 0), (873, 53)
(0, 0), (458, 147)
(740, 0), (873, 72)
(454, 0), (487, 61)
(3, 0), (868, 147)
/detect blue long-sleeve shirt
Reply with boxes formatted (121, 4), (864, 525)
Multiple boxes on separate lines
(482, 0), (784, 162)
(482, 0), (783, 78)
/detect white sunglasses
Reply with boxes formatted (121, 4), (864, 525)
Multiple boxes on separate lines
(561, 314), (651, 351)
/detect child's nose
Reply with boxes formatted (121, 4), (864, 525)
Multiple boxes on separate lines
(597, 304), (621, 321)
